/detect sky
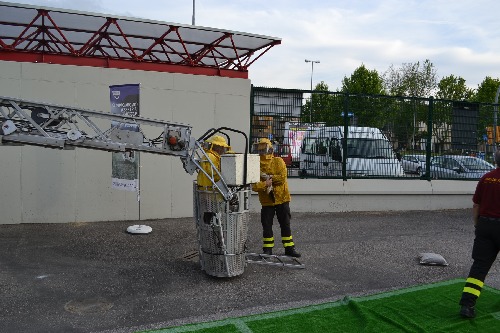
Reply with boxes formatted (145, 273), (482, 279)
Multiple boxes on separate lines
(7, 0), (500, 92)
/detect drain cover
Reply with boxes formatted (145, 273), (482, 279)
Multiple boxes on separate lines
(64, 298), (113, 314)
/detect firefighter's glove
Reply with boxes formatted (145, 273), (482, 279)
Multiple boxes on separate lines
(265, 176), (273, 187)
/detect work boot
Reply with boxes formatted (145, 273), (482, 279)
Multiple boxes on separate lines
(285, 246), (301, 258)
(460, 305), (476, 318)
(263, 248), (273, 255)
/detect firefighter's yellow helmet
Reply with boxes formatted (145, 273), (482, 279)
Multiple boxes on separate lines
(206, 135), (230, 148)
(252, 138), (274, 155)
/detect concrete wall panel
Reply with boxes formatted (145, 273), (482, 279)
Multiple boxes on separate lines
(0, 61), (21, 79)
(0, 61), (252, 224)
(250, 178), (474, 214)
(74, 83), (109, 110)
(21, 79), (76, 105)
(20, 146), (77, 223)
(0, 78), (21, 99)
(73, 149), (139, 222)
(138, 153), (173, 220)
(0, 146), (22, 223)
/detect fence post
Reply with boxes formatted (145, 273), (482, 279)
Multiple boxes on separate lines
(424, 96), (434, 180)
(249, 85), (255, 145)
(342, 93), (350, 181)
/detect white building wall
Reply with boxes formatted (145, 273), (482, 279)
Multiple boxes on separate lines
(0, 60), (251, 224)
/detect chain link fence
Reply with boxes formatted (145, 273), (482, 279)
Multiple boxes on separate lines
(250, 86), (499, 180)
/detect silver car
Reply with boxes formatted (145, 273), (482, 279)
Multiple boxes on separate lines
(401, 154), (426, 175)
(430, 155), (494, 179)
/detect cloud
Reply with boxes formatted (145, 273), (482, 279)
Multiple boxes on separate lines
(7, 0), (500, 91)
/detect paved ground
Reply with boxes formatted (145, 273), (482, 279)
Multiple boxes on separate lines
(1, 209), (499, 333)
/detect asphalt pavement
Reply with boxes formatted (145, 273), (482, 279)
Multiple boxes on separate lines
(1, 209), (499, 333)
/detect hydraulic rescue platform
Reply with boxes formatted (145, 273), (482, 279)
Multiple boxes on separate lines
(0, 96), (304, 277)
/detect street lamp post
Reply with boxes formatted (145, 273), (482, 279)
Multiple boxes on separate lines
(305, 59), (320, 123)
(192, 0), (196, 25)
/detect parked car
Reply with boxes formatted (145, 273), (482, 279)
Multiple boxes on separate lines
(401, 154), (426, 175)
(429, 155), (494, 179)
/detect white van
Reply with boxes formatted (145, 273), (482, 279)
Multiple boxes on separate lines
(299, 126), (404, 177)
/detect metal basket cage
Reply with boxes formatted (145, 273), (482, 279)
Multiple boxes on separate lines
(199, 252), (246, 278)
(193, 184), (251, 277)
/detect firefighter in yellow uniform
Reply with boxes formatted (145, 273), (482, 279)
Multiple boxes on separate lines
(252, 138), (301, 257)
(196, 135), (230, 188)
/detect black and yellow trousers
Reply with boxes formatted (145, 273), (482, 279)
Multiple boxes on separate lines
(261, 202), (295, 250)
(460, 218), (500, 307)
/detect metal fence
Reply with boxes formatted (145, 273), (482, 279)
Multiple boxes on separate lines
(250, 86), (500, 180)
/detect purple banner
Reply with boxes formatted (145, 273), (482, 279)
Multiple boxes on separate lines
(110, 84), (140, 191)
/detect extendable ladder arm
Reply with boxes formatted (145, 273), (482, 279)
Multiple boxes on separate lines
(0, 96), (233, 200)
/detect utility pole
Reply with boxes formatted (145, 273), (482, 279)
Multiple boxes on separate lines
(192, 0), (196, 25)
(305, 59), (320, 123)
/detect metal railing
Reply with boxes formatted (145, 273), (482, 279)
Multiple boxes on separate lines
(250, 86), (499, 180)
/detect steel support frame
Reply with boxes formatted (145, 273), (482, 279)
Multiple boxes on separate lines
(0, 5), (280, 77)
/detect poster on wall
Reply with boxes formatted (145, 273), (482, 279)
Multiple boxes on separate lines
(109, 84), (140, 191)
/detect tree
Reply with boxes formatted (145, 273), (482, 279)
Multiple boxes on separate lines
(338, 64), (389, 128)
(383, 59), (438, 98)
(302, 81), (340, 125)
(470, 77), (500, 146)
(472, 76), (500, 103)
(433, 75), (473, 152)
(436, 75), (473, 101)
(382, 60), (438, 150)
(341, 64), (385, 95)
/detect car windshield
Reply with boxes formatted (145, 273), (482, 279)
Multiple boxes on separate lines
(460, 157), (493, 171)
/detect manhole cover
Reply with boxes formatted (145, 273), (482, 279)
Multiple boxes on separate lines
(64, 298), (113, 314)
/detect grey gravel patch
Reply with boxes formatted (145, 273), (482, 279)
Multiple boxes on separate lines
(64, 298), (113, 314)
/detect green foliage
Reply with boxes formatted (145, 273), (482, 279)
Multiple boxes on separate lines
(436, 75), (473, 101)
(383, 59), (438, 98)
(299, 60), (499, 150)
(471, 76), (500, 103)
(302, 81), (342, 125)
(341, 64), (385, 95)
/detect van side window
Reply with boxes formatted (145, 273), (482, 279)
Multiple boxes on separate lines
(329, 139), (341, 162)
(316, 138), (327, 155)
(301, 138), (314, 154)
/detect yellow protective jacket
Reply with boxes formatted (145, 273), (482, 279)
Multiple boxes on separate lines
(196, 149), (221, 188)
(252, 155), (291, 206)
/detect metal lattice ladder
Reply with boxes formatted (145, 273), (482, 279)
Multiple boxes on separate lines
(246, 253), (305, 269)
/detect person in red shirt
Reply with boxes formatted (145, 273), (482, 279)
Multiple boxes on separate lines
(459, 149), (500, 318)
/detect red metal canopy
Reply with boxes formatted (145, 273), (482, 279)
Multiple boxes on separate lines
(0, 1), (281, 78)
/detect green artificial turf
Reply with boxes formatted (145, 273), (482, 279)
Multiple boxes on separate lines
(142, 279), (500, 333)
